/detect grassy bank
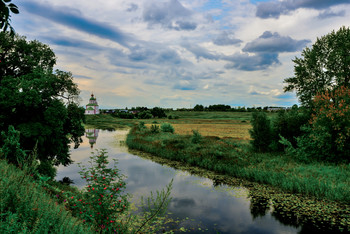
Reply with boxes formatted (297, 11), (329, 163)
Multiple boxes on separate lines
(126, 126), (350, 203)
(126, 125), (350, 230)
(0, 160), (94, 233)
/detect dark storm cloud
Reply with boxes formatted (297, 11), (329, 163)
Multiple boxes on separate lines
(243, 31), (310, 53)
(256, 0), (349, 19)
(213, 31), (243, 46)
(20, 1), (132, 47)
(224, 53), (279, 71)
(142, 0), (197, 30)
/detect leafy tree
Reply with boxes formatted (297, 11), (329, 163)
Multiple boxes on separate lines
(284, 26), (350, 106)
(0, 32), (85, 168)
(0, 0), (19, 35)
(193, 104), (204, 111)
(270, 106), (310, 151)
(150, 107), (166, 118)
(296, 86), (350, 163)
(249, 111), (272, 152)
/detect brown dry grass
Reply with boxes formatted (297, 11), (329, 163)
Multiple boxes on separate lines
(146, 121), (252, 140)
(173, 123), (251, 140)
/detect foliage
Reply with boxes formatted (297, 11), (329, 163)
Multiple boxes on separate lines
(193, 104), (204, 111)
(249, 111), (272, 152)
(0, 160), (94, 233)
(137, 110), (152, 119)
(0, 32), (85, 169)
(270, 106), (310, 151)
(114, 111), (135, 119)
(0, 0), (18, 35)
(61, 149), (172, 233)
(207, 104), (231, 112)
(65, 149), (129, 232)
(284, 26), (350, 106)
(0, 125), (26, 166)
(161, 123), (174, 133)
(191, 130), (202, 144)
(151, 107), (167, 118)
(150, 124), (160, 133)
(295, 86), (350, 163)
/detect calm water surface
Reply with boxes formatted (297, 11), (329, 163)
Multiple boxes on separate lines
(56, 129), (301, 233)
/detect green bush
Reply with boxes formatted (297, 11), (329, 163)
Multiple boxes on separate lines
(150, 124), (160, 134)
(191, 130), (202, 144)
(0, 125), (27, 166)
(138, 111), (152, 119)
(249, 112), (272, 152)
(270, 106), (310, 151)
(160, 123), (174, 133)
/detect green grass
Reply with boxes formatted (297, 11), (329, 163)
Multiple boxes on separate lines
(0, 160), (94, 233)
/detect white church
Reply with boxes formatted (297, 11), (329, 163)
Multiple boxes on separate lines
(85, 93), (100, 115)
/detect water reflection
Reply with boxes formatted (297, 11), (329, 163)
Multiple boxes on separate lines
(85, 128), (99, 149)
(57, 130), (301, 233)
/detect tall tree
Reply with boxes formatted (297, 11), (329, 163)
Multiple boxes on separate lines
(0, 32), (85, 166)
(0, 0), (19, 35)
(284, 26), (350, 106)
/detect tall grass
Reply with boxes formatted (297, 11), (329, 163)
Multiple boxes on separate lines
(0, 160), (94, 233)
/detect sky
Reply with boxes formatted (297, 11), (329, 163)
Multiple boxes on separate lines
(10, 0), (350, 109)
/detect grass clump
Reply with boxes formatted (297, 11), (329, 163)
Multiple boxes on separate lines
(160, 123), (174, 133)
(0, 160), (93, 233)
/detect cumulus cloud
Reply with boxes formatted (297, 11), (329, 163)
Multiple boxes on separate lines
(213, 31), (242, 46)
(243, 31), (310, 53)
(21, 0), (132, 47)
(142, 0), (197, 30)
(256, 0), (349, 19)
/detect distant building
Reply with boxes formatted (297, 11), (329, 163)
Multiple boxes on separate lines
(85, 93), (100, 115)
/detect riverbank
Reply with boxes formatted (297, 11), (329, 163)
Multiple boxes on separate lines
(126, 124), (350, 232)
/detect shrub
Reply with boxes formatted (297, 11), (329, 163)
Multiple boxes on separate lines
(249, 111), (272, 152)
(66, 149), (129, 232)
(161, 123), (174, 133)
(191, 130), (202, 144)
(295, 86), (350, 163)
(138, 110), (152, 119)
(150, 124), (160, 134)
(270, 106), (310, 151)
(138, 121), (146, 131)
(0, 125), (27, 166)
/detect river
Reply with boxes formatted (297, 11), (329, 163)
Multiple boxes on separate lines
(56, 128), (302, 233)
